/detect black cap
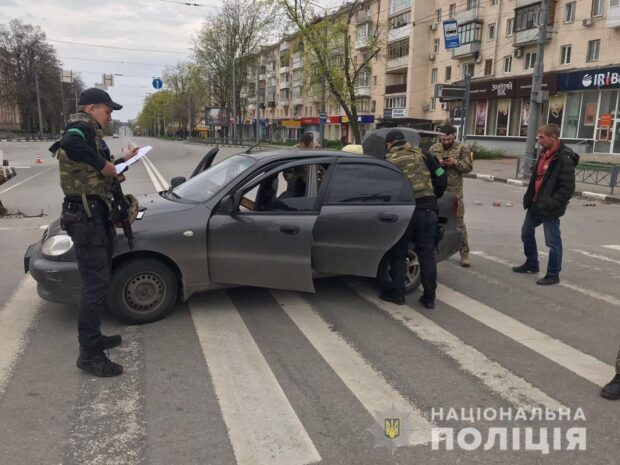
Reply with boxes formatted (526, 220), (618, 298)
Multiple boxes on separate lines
(385, 130), (405, 144)
(439, 124), (457, 135)
(79, 88), (123, 110)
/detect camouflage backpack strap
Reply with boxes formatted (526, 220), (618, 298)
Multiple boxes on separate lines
(63, 126), (94, 218)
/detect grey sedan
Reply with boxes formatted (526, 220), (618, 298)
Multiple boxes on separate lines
(25, 147), (461, 324)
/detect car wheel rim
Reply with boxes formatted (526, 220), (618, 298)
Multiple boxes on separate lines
(124, 272), (166, 314)
(405, 251), (420, 287)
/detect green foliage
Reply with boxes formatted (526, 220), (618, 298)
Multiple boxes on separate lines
(468, 143), (506, 160)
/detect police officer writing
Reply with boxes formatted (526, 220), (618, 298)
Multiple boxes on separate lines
(430, 125), (473, 267)
(382, 130), (447, 309)
(51, 88), (139, 377)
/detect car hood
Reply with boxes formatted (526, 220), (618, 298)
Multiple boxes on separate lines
(136, 192), (198, 217)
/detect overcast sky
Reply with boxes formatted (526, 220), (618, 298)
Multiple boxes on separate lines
(0, 0), (341, 122)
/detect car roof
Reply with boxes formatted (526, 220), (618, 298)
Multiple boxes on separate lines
(241, 148), (379, 163)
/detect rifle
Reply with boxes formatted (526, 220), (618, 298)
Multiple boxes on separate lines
(110, 174), (134, 251)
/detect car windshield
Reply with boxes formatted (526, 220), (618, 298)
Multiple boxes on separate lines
(172, 155), (256, 203)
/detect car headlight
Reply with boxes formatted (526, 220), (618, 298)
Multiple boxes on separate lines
(42, 234), (74, 257)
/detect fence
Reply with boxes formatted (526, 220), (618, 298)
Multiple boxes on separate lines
(516, 158), (619, 195)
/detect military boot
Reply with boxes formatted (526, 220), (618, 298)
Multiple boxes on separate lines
(98, 334), (122, 350)
(601, 374), (620, 400)
(460, 252), (471, 267)
(76, 347), (123, 377)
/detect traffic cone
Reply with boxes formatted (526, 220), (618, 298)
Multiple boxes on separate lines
(35, 154), (42, 164)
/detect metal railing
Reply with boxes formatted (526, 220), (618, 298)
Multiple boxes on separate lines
(516, 157), (619, 194)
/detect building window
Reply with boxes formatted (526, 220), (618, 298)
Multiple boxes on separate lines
(504, 55), (512, 73)
(388, 39), (409, 59)
(524, 52), (536, 70)
(488, 23), (496, 40)
(431, 98), (436, 111)
(467, 0), (479, 9)
(458, 22), (482, 45)
(463, 63), (475, 78)
(389, 0), (411, 16)
(431, 68), (438, 83)
(449, 3), (456, 18)
(445, 66), (452, 82)
(484, 59), (493, 76)
(433, 38), (440, 54)
(389, 11), (410, 30)
(565, 2), (576, 22)
(385, 96), (406, 108)
(506, 18), (514, 36)
(491, 0), (498, 5)
(592, 0), (604, 17)
(587, 39), (600, 61)
(515, 4), (540, 32)
(560, 45), (572, 65)
(373, 75), (378, 86)
(371, 100), (376, 112)
(436, 9), (442, 23)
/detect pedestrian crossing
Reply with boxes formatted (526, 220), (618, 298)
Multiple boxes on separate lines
(0, 256), (617, 464)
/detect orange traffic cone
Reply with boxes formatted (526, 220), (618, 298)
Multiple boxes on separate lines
(35, 154), (42, 164)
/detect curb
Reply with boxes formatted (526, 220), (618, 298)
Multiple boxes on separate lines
(465, 172), (620, 204)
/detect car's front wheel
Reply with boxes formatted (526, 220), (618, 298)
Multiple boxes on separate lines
(376, 244), (421, 294)
(108, 258), (179, 324)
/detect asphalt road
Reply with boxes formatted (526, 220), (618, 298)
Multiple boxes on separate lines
(0, 136), (618, 465)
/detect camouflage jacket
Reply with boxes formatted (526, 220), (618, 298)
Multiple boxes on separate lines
(386, 142), (435, 201)
(429, 141), (473, 194)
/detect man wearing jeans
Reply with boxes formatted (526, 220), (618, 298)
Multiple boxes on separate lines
(512, 124), (578, 285)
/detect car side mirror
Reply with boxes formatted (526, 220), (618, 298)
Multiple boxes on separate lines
(170, 176), (186, 188)
(219, 194), (238, 214)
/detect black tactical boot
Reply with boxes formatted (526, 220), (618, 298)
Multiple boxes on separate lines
(601, 374), (620, 400)
(418, 294), (435, 309)
(99, 334), (122, 350)
(76, 348), (123, 377)
(536, 274), (560, 285)
(380, 291), (405, 305)
(512, 262), (540, 273)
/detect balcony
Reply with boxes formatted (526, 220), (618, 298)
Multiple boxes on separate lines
(389, 0), (410, 17)
(292, 53), (303, 69)
(268, 101), (276, 108)
(357, 9), (371, 23)
(354, 85), (371, 97)
(280, 65), (290, 75)
(385, 83), (407, 94)
(355, 36), (370, 50)
(386, 55), (409, 71)
(280, 97), (290, 106)
(279, 80), (290, 90)
(293, 97), (304, 106)
(610, 4), (620, 28)
(513, 26), (553, 47)
(455, 6), (483, 24)
(516, 0), (541, 7)
(452, 41), (481, 59)
(388, 24), (411, 43)
(279, 41), (290, 53)
(258, 74), (266, 81)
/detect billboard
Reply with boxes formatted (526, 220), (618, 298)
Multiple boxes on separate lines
(205, 107), (230, 126)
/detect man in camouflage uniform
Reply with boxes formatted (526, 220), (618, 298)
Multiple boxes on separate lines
(294, 132), (319, 149)
(50, 88), (138, 377)
(430, 124), (473, 267)
(601, 345), (620, 400)
(383, 130), (446, 309)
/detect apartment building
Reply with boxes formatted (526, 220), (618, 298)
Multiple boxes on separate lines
(241, 0), (620, 154)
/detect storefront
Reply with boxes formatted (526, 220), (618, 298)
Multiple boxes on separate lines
(557, 66), (620, 154)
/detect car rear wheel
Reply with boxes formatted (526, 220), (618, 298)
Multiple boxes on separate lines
(376, 244), (421, 294)
(108, 258), (178, 324)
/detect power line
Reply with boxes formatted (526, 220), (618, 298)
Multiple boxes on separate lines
(60, 56), (166, 67)
(48, 38), (187, 55)
(160, 0), (219, 6)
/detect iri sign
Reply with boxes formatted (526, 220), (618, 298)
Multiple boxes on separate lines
(558, 67), (620, 91)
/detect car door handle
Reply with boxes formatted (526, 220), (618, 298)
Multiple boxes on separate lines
(378, 213), (398, 223)
(279, 225), (300, 235)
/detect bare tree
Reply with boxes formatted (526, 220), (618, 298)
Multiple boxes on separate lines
(163, 62), (208, 137)
(279, 0), (383, 144)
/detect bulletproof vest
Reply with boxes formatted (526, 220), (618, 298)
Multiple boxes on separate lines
(386, 143), (434, 199)
(55, 113), (114, 200)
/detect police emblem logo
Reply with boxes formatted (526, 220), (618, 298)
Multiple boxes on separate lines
(384, 418), (400, 440)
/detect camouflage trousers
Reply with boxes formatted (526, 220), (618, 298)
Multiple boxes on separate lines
(457, 196), (469, 256)
(616, 345), (620, 374)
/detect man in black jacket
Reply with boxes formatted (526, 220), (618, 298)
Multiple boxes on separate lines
(512, 124), (578, 285)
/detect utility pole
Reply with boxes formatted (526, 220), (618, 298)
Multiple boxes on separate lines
(319, 74), (326, 148)
(256, 59), (260, 144)
(58, 69), (67, 126)
(523, 0), (549, 176)
(461, 73), (472, 142)
(34, 69), (44, 138)
(232, 54), (237, 144)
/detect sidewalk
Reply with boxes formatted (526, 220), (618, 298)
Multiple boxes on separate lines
(469, 158), (620, 203)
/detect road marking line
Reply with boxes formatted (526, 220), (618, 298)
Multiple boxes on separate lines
(140, 157), (164, 192)
(63, 326), (145, 465)
(348, 281), (565, 411)
(271, 289), (433, 446)
(190, 292), (321, 465)
(0, 167), (53, 194)
(0, 276), (43, 399)
(436, 283), (614, 387)
(602, 245), (620, 252)
(470, 251), (620, 308)
(571, 249), (620, 266)
(142, 155), (169, 189)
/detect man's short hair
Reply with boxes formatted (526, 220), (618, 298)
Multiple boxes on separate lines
(385, 130), (405, 144)
(300, 132), (314, 146)
(538, 124), (560, 138)
(439, 124), (457, 135)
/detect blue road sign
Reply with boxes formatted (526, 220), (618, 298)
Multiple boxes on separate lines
(443, 19), (460, 49)
(152, 78), (163, 90)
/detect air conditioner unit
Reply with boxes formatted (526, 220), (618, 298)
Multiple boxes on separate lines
(514, 48), (523, 58)
(582, 18), (593, 27)
(430, 23), (438, 31)
(429, 53), (436, 61)
(422, 103), (430, 111)
(440, 102), (449, 111)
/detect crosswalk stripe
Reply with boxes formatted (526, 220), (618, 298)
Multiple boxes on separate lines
(436, 283), (614, 387)
(190, 292), (321, 465)
(602, 245), (620, 252)
(470, 250), (620, 308)
(572, 249), (620, 266)
(349, 281), (565, 411)
(271, 289), (432, 446)
(0, 276), (42, 399)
